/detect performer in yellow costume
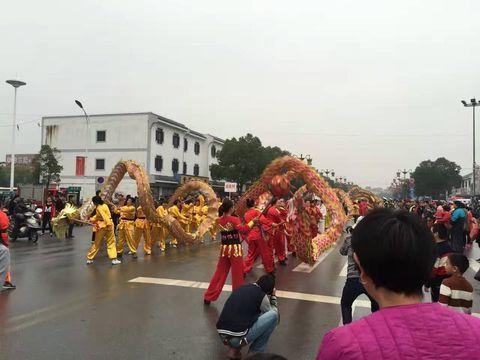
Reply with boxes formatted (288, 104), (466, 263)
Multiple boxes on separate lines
(115, 197), (136, 258)
(133, 206), (153, 256)
(86, 197), (121, 265)
(152, 199), (169, 252)
(208, 200), (219, 240)
(181, 199), (195, 233)
(192, 195), (212, 243)
(168, 200), (188, 247)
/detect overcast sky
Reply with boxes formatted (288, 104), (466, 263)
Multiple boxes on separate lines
(1, 0), (480, 187)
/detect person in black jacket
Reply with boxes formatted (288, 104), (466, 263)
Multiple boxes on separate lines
(217, 274), (279, 359)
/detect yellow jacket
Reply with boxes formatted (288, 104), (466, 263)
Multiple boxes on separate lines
(169, 205), (188, 224)
(90, 204), (113, 229)
(118, 205), (135, 220)
(135, 206), (149, 229)
(181, 203), (194, 219)
(156, 205), (167, 217)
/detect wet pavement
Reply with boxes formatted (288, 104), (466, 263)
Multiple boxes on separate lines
(1, 226), (480, 360)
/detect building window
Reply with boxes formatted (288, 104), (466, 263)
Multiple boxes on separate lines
(155, 156), (163, 172)
(183, 162), (187, 174)
(194, 164), (199, 176)
(211, 145), (217, 158)
(184, 138), (188, 152)
(194, 142), (200, 155)
(173, 133), (180, 148)
(96, 159), (105, 170)
(172, 158), (179, 173)
(156, 128), (164, 144)
(96, 130), (106, 142)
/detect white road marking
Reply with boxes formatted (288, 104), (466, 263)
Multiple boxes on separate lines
(128, 276), (372, 307)
(339, 261), (348, 277)
(292, 246), (336, 273)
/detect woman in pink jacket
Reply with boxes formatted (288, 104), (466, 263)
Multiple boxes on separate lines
(317, 208), (480, 360)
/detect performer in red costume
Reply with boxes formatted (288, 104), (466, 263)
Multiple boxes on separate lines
(266, 198), (286, 265)
(243, 199), (275, 274)
(204, 199), (254, 305)
(274, 199), (288, 266)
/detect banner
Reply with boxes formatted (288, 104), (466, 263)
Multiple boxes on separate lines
(224, 182), (238, 193)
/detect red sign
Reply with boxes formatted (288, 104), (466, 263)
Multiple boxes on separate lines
(76, 156), (85, 176)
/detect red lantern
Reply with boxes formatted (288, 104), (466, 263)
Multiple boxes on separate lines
(270, 175), (290, 197)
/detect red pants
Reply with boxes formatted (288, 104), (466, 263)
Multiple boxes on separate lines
(243, 235), (274, 274)
(273, 231), (286, 261)
(204, 254), (244, 302)
(286, 234), (295, 252)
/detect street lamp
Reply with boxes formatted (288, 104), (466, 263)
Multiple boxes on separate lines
(75, 100), (90, 198)
(462, 98), (480, 199)
(6, 80), (27, 192)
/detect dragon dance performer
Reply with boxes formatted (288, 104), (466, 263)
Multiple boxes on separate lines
(152, 199), (169, 252)
(193, 196), (207, 242)
(86, 196), (121, 265)
(204, 199), (254, 305)
(266, 198), (286, 265)
(243, 199), (275, 274)
(181, 199), (195, 233)
(114, 197), (136, 258)
(285, 198), (297, 253)
(275, 199), (288, 265)
(168, 200), (188, 247)
(133, 206), (153, 256)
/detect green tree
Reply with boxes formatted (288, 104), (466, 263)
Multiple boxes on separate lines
(210, 134), (289, 190)
(38, 145), (63, 197)
(412, 157), (462, 198)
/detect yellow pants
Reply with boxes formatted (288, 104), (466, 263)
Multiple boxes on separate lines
(134, 224), (152, 255)
(87, 226), (117, 260)
(152, 225), (168, 250)
(116, 221), (135, 255)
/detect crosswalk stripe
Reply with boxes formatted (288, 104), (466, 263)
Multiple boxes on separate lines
(128, 276), (372, 307)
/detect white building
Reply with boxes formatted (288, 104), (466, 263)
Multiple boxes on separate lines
(41, 112), (224, 200)
(451, 167), (480, 198)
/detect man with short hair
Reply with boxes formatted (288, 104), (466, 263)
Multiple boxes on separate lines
(217, 274), (279, 359)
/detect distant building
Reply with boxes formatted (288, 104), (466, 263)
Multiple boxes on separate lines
(5, 153), (37, 166)
(451, 167), (480, 197)
(41, 112), (224, 200)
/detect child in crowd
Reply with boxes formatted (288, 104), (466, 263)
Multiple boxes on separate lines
(439, 253), (473, 314)
(426, 223), (453, 302)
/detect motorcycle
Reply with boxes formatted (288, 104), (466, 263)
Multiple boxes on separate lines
(8, 207), (43, 242)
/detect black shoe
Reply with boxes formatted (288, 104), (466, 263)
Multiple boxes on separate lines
(279, 260), (287, 266)
(117, 253), (123, 259)
(3, 281), (16, 290)
(204, 299), (211, 305)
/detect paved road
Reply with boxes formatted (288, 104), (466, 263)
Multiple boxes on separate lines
(1, 226), (480, 360)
